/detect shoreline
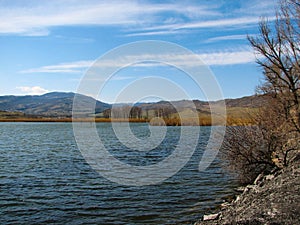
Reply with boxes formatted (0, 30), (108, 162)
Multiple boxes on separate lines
(0, 117), (253, 126)
(0, 118), (148, 123)
(194, 157), (300, 224)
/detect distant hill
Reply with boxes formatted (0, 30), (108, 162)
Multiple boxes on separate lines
(121, 95), (267, 125)
(137, 95), (267, 113)
(223, 95), (269, 108)
(0, 92), (111, 117)
(0, 92), (268, 121)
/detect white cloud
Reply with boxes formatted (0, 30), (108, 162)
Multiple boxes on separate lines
(172, 17), (261, 30)
(125, 30), (184, 37)
(91, 48), (257, 67)
(20, 48), (257, 75)
(0, 0), (277, 36)
(234, 0), (277, 17)
(0, 0), (218, 36)
(200, 50), (256, 66)
(20, 60), (93, 73)
(16, 86), (49, 95)
(206, 34), (250, 43)
(125, 16), (277, 37)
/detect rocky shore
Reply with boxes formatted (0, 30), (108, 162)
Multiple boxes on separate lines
(195, 156), (300, 225)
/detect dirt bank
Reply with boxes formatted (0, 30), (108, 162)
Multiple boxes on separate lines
(195, 155), (300, 225)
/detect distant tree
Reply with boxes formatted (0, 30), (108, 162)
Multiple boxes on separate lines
(111, 105), (131, 119)
(162, 106), (176, 119)
(154, 108), (164, 118)
(145, 109), (149, 119)
(129, 106), (142, 119)
(102, 109), (111, 118)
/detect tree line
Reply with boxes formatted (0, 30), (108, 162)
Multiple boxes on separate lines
(101, 105), (177, 119)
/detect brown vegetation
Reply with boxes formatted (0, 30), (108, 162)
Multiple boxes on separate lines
(0, 117), (148, 123)
(221, 0), (300, 184)
(0, 106), (257, 125)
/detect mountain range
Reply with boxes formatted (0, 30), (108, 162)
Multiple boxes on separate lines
(0, 92), (110, 117)
(0, 92), (268, 118)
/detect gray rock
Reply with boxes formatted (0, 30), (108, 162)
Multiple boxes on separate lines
(265, 174), (275, 180)
(235, 186), (245, 192)
(220, 202), (231, 208)
(203, 213), (220, 221)
(254, 173), (264, 185)
(195, 159), (300, 225)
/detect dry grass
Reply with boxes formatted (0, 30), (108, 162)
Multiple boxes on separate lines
(0, 116), (254, 125)
(0, 117), (148, 123)
(149, 117), (254, 126)
(0, 107), (256, 125)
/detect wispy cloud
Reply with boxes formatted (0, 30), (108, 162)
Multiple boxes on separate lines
(16, 86), (49, 95)
(0, 0), (277, 36)
(234, 0), (277, 17)
(125, 30), (184, 37)
(20, 48), (257, 75)
(20, 60), (93, 74)
(125, 16), (276, 37)
(0, 0), (218, 36)
(90, 49), (257, 67)
(206, 34), (250, 43)
(170, 17), (262, 30)
(126, 18), (261, 37)
(54, 35), (95, 43)
(200, 49), (256, 66)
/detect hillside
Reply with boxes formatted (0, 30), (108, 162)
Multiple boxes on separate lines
(223, 95), (270, 108)
(139, 95), (267, 111)
(0, 92), (111, 117)
(136, 96), (266, 125)
(0, 92), (268, 124)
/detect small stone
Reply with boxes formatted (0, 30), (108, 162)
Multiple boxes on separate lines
(267, 211), (276, 217)
(235, 186), (245, 192)
(247, 184), (256, 189)
(254, 173), (264, 185)
(265, 174), (275, 180)
(203, 213), (220, 221)
(221, 202), (231, 208)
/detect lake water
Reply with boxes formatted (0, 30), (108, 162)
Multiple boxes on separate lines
(0, 123), (237, 224)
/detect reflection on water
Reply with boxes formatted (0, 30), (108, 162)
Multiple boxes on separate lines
(0, 122), (237, 224)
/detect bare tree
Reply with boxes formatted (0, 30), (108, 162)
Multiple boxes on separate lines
(222, 0), (300, 184)
(102, 109), (111, 118)
(221, 125), (277, 184)
(129, 106), (142, 119)
(248, 0), (300, 132)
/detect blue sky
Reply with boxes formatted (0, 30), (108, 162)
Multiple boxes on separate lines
(0, 0), (277, 103)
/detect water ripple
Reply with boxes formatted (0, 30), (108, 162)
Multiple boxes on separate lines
(0, 122), (238, 224)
